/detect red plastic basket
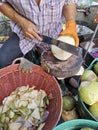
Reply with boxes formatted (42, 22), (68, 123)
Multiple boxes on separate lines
(0, 64), (62, 130)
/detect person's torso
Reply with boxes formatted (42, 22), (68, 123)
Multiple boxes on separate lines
(7, 0), (65, 32)
(4, 0), (77, 54)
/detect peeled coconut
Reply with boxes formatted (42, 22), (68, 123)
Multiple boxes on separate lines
(57, 35), (75, 45)
(93, 62), (98, 76)
(51, 35), (75, 61)
(51, 45), (72, 61)
(78, 81), (98, 105)
(89, 102), (98, 120)
(80, 70), (98, 82)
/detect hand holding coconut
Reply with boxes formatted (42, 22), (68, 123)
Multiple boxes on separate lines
(51, 4), (79, 61)
(60, 20), (79, 47)
(51, 27), (77, 61)
(60, 4), (79, 47)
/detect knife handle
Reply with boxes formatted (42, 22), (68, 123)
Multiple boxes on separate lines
(42, 35), (52, 44)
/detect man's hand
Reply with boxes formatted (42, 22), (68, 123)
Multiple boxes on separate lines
(20, 19), (42, 41)
(13, 57), (34, 73)
(60, 20), (79, 47)
(0, 3), (42, 41)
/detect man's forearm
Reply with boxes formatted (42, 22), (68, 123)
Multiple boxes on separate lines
(63, 4), (77, 22)
(0, 2), (26, 26)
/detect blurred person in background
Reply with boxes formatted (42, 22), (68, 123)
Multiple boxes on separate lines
(0, 0), (79, 70)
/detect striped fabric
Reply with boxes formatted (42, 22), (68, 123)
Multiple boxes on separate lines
(0, 0), (78, 54)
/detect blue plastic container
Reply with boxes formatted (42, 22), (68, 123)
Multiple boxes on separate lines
(53, 119), (98, 130)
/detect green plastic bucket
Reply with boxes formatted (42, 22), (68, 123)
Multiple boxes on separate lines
(78, 58), (98, 121)
(53, 119), (98, 130)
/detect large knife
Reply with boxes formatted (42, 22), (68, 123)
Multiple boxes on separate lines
(41, 35), (80, 56)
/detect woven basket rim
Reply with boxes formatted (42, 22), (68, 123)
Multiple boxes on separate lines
(0, 63), (62, 130)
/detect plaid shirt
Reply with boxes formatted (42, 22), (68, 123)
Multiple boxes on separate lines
(1, 0), (78, 54)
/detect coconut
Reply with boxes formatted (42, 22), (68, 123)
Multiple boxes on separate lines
(79, 81), (98, 105)
(81, 128), (94, 130)
(51, 35), (75, 61)
(57, 35), (75, 45)
(62, 95), (76, 111)
(51, 45), (72, 61)
(89, 102), (98, 120)
(80, 70), (98, 82)
(62, 108), (78, 121)
(93, 62), (98, 76)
